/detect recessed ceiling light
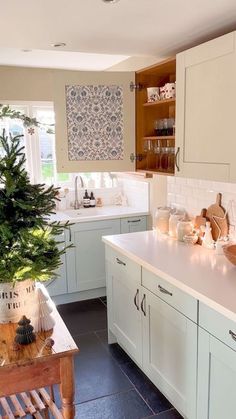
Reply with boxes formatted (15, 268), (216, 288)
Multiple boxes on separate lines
(102, 0), (120, 3)
(51, 42), (66, 48)
(22, 49), (32, 52)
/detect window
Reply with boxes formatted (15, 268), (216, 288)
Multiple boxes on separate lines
(0, 102), (113, 188)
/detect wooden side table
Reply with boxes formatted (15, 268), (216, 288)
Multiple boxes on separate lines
(0, 307), (79, 418)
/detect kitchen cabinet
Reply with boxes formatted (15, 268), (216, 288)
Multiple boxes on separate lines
(106, 247), (142, 366)
(197, 327), (236, 419)
(67, 219), (120, 293)
(142, 289), (197, 418)
(120, 216), (147, 233)
(105, 246), (198, 418)
(197, 302), (236, 419)
(45, 215), (147, 300)
(53, 61), (176, 175)
(176, 31), (236, 182)
(53, 71), (135, 173)
(44, 231), (68, 297)
(135, 59), (176, 174)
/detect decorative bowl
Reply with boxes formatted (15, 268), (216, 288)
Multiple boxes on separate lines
(223, 244), (236, 266)
(183, 233), (198, 245)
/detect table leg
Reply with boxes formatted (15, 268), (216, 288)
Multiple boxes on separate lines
(60, 356), (75, 419)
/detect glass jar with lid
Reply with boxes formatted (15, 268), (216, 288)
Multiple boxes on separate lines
(155, 207), (171, 234)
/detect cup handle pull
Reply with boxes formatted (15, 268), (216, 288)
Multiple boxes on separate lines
(175, 147), (180, 172)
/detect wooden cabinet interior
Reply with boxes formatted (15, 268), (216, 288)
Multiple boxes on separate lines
(135, 58), (176, 174)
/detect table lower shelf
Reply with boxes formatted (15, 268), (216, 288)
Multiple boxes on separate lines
(0, 386), (63, 419)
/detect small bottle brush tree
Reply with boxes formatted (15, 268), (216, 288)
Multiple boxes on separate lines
(0, 127), (69, 284)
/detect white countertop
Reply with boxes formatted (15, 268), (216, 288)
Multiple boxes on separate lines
(103, 230), (236, 322)
(49, 206), (149, 223)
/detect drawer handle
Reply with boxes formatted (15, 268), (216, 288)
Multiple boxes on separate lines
(116, 257), (126, 266)
(229, 330), (236, 341)
(158, 285), (173, 296)
(128, 219), (141, 223)
(134, 289), (139, 310)
(141, 294), (146, 316)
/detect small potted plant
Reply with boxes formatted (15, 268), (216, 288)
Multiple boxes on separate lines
(0, 110), (68, 323)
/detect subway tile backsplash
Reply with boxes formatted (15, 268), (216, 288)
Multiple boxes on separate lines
(167, 177), (236, 238)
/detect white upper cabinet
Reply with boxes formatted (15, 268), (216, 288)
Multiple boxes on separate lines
(53, 70), (135, 173)
(176, 31), (236, 182)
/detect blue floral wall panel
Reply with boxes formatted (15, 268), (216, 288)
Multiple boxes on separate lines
(66, 85), (124, 161)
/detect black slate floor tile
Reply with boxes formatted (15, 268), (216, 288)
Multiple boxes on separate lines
(58, 298), (107, 336)
(73, 333), (133, 404)
(75, 389), (152, 419)
(148, 408), (183, 418)
(104, 344), (172, 414)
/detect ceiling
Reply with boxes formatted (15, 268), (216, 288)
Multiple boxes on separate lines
(1, 0), (236, 70)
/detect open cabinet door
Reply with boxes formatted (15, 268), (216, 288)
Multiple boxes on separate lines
(53, 70), (135, 172)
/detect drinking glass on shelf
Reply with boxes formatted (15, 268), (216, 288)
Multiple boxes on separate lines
(153, 140), (161, 170)
(167, 146), (175, 172)
(154, 119), (164, 136)
(160, 146), (169, 171)
(143, 139), (154, 169)
(163, 118), (168, 136)
(167, 118), (175, 136)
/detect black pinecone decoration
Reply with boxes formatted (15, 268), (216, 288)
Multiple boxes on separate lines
(14, 315), (36, 345)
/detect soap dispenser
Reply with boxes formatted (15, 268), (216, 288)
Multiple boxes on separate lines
(90, 192), (96, 207)
(83, 190), (90, 208)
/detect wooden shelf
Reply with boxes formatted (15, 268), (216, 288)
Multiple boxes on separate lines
(143, 136), (175, 140)
(143, 98), (175, 107)
(137, 169), (174, 176)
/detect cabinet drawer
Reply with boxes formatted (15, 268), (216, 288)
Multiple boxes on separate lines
(142, 268), (197, 322)
(199, 302), (236, 352)
(120, 216), (147, 233)
(105, 246), (141, 284)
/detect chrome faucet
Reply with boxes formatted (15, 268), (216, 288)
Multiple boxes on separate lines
(74, 175), (84, 209)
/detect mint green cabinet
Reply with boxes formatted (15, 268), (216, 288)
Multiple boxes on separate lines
(106, 247), (198, 418)
(143, 289), (197, 418)
(106, 246), (142, 366)
(44, 231), (68, 297)
(67, 219), (120, 293)
(197, 327), (236, 419)
(120, 216), (147, 233)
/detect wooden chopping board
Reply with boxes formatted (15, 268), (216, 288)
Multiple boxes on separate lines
(195, 208), (207, 230)
(206, 193), (228, 240)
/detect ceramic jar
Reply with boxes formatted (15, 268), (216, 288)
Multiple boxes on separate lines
(155, 207), (171, 234)
(169, 213), (183, 238)
(176, 220), (193, 242)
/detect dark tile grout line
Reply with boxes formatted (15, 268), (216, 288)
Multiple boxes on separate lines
(143, 407), (177, 418)
(94, 330), (156, 417)
(98, 297), (107, 308)
(75, 388), (135, 407)
(72, 328), (155, 415)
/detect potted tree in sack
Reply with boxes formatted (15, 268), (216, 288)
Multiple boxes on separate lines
(0, 123), (67, 323)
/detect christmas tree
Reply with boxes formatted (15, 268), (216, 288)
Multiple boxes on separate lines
(0, 128), (69, 284)
(14, 316), (36, 345)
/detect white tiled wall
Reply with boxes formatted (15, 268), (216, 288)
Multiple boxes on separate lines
(117, 177), (149, 211)
(167, 177), (236, 237)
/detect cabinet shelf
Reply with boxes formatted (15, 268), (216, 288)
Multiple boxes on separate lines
(143, 136), (175, 141)
(143, 98), (175, 107)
